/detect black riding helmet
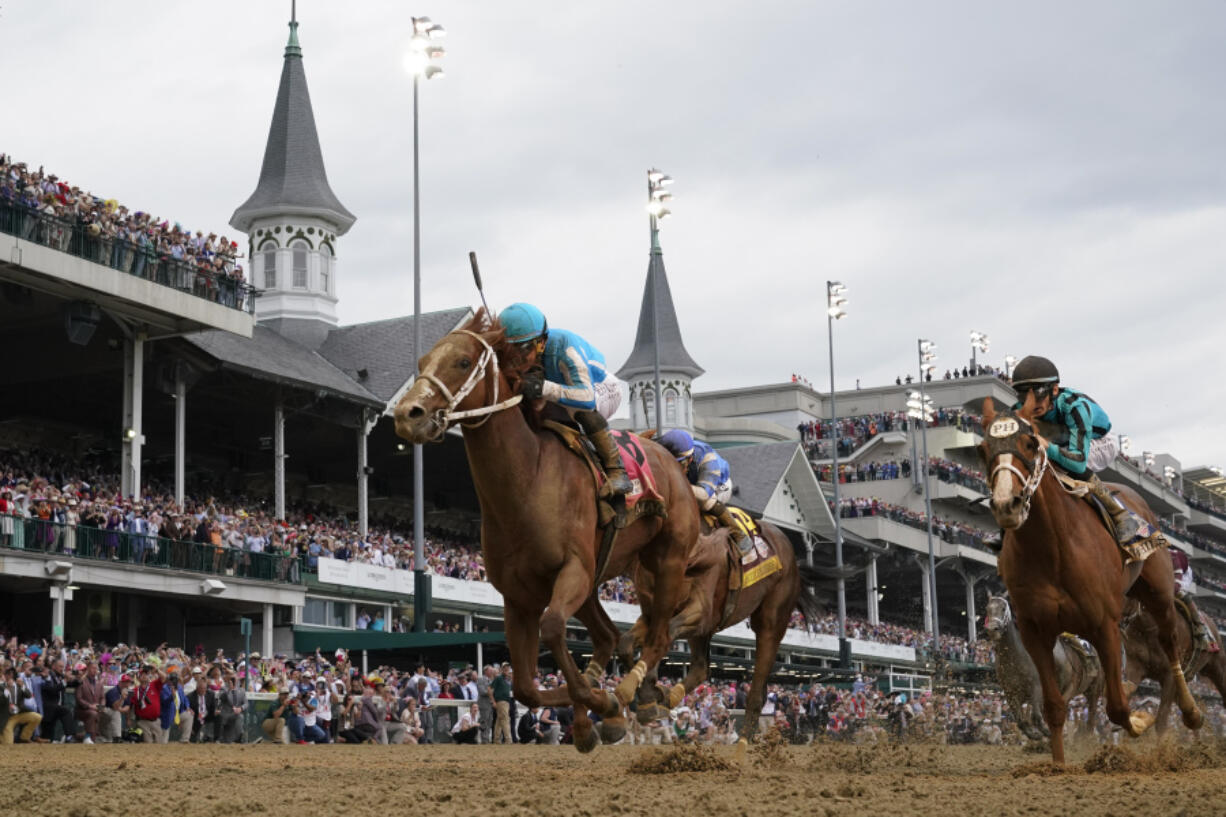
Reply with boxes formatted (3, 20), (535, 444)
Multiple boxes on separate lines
(1011, 356), (1060, 396)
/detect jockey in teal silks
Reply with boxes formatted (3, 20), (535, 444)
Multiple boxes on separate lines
(498, 303), (632, 497)
(657, 429), (752, 555)
(1010, 355), (1140, 545)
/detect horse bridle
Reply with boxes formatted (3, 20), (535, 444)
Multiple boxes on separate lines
(986, 419), (1049, 525)
(415, 329), (522, 438)
(984, 596), (1012, 633)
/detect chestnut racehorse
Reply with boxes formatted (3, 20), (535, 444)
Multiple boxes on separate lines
(393, 310), (700, 752)
(1122, 597), (1226, 737)
(615, 520), (824, 744)
(979, 397), (1201, 764)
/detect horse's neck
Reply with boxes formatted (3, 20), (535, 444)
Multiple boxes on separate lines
(1011, 472), (1067, 563)
(999, 617), (1029, 664)
(460, 393), (541, 511)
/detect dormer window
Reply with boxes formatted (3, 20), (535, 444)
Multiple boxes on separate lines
(320, 244), (331, 294)
(262, 248), (277, 289)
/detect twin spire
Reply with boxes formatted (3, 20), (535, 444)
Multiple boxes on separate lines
(229, 6), (354, 235)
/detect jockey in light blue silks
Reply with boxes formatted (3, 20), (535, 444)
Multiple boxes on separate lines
(1009, 355), (1139, 545)
(657, 429), (752, 555)
(498, 303), (632, 497)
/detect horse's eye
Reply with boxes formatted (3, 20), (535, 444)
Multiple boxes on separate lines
(457, 358), (472, 370)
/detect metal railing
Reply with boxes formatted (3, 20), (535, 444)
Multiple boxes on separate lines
(0, 513), (301, 584)
(0, 200), (255, 314)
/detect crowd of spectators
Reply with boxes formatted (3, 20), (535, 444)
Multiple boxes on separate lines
(1158, 519), (1226, 560)
(814, 456), (988, 495)
(801, 408), (981, 460)
(0, 153), (250, 310)
(837, 497), (998, 552)
(1188, 496), (1226, 524)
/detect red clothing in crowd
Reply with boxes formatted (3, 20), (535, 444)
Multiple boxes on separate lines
(134, 678), (163, 721)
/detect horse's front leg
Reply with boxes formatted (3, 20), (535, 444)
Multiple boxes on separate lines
(539, 557), (619, 752)
(1017, 621), (1068, 764)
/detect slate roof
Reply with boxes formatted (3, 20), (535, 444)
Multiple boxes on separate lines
(317, 308), (473, 403)
(721, 441), (800, 515)
(186, 325), (381, 406)
(617, 250), (704, 380)
(230, 21), (355, 234)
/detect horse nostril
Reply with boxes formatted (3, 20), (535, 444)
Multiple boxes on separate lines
(407, 405), (425, 420)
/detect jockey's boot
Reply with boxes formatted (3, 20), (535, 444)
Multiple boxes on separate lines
(711, 500), (753, 556)
(576, 410), (632, 497)
(1086, 473), (1141, 544)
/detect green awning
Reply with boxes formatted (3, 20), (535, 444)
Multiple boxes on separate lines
(292, 626), (505, 654)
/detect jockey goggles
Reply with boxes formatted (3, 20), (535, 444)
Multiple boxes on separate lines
(1013, 383), (1054, 401)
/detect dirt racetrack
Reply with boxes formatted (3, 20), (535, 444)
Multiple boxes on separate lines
(3, 738), (1226, 817)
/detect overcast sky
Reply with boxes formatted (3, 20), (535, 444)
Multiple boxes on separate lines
(4, 1), (1225, 470)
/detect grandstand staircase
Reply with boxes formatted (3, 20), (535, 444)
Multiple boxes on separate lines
(810, 430), (908, 471)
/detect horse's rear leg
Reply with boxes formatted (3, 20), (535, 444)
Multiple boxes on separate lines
(1131, 568), (1203, 730)
(740, 589), (791, 748)
(1017, 623), (1068, 764)
(614, 549), (687, 707)
(674, 635), (712, 709)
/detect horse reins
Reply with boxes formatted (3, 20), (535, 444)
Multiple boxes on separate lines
(416, 329), (522, 434)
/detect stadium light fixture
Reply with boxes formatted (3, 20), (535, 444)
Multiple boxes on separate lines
(1118, 434), (1131, 454)
(645, 168), (676, 435)
(916, 338), (939, 658)
(826, 279), (850, 667)
(1004, 355), (1018, 377)
(407, 13), (447, 633)
(1211, 466), (1224, 477)
(969, 331), (990, 372)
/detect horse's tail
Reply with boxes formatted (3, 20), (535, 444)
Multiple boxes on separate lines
(794, 564), (828, 634)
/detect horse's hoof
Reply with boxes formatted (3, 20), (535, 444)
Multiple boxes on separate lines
(599, 694), (622, 720)
(1128, 711), (1155, 737)
(636, 703), (668, 724)
(573, 721), (599, 754)
(598, 717), (627, 746)
(668, 684), (686, 708)
(1182, 707), (1205, 731)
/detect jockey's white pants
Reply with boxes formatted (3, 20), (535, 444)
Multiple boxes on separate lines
(1087, 435), (1119, 472)
(693, 480), (733, 511)
(592, 376), (622, 420)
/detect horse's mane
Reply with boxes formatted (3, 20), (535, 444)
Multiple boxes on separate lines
(459, 307), (544, 431)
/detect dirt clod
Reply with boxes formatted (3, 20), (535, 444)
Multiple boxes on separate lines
(627, 744), (735, 774)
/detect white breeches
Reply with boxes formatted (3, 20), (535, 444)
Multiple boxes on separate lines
(1087, 435), (1119, 472)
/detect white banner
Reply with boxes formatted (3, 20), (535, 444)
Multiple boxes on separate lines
(315, 558), (914, 663)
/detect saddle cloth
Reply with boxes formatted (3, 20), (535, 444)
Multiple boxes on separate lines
(1053, 471), (1166, 564)
(542, 420), (663, 509)
(704, 507), (781, 591)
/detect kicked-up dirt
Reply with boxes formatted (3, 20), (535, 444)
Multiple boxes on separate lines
(2, 737), (1226, 817)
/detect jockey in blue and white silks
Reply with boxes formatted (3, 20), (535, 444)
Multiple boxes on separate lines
(1010, 355), (1138, 545)
(658, 429), (752, 555)
(498, 303), (631, 496)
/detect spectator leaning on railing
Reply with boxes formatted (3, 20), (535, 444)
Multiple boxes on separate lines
(0, 153), (249, 311)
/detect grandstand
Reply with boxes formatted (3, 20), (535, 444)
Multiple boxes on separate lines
(3, 9), (1224, 699)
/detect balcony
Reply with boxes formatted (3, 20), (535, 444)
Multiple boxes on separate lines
(0, 201), (254, 337)
(1189, 508), (1226, 538)
(1101, 456), (1188, 517)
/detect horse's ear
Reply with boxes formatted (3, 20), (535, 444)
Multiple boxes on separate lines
(982, 398), (996, 424)
(1019, 389), (1038, 421)
(472, 307), (493, 331)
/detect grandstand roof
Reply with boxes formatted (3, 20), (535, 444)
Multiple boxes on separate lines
(722, 441), (838, 540)
(317, 307), (473, 403)
(617, 249), (704, 380)
(230, 18), (355, 234)
(187, 325), (381, 406)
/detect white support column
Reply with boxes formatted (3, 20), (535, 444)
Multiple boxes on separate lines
(866, 557), (880, 626)
(357, 416), (370, 537)
(274, 394), (286, 520)
(50, 585), (67, 640)
(174, 369), (186, 508)
(129, 335), (144, 498)
(966, 577), (978, 644)
(263, 603), (275, 657)
(121, 343), (133, 497)
(914, 555), (933, 634)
